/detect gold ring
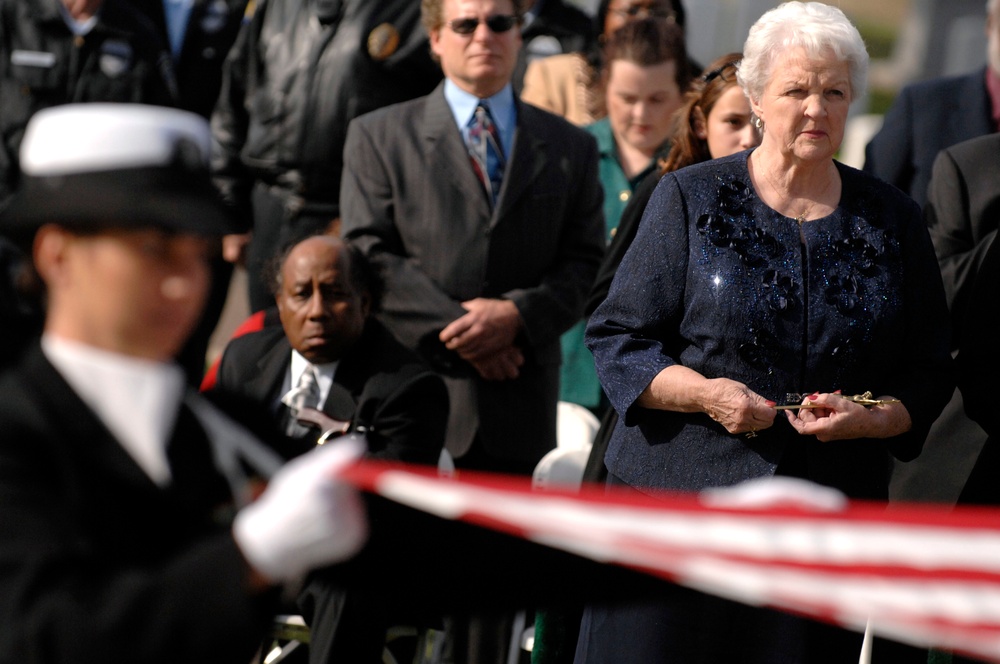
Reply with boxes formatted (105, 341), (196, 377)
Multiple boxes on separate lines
(745, 427), (758, 439)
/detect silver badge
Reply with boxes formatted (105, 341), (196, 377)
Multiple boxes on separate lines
(99, 39), (132, 78)
(200, 0), (230, 34)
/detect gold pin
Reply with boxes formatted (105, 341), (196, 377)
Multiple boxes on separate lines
(368, 23), (400, 61)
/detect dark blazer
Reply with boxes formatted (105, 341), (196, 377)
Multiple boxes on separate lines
(131, 0), (248, 118)
(925, 132), (1000, 346)
(340, 82), (605, 466)
(924, 134), (1000, 506)
(863, 68), (993, 208)
(212, 317), (448, 465)
(958, 233), (1000, 439)
(955, 231), (1000, 505)
(0, 344), (278, 663)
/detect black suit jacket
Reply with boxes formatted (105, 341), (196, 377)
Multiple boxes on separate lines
(863, 67), (994, 208)
(212, 317), (448, 465)
(924, 132), (1000, 347)
(866, 76), (996, 506)
(0, 344), (278, 663)
(340, 82), (605, 465)
(955, 231), (1000, 505)
(132, 0), (249, 118)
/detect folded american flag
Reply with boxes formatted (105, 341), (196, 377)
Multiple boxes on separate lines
(343, 460), (1000, 662)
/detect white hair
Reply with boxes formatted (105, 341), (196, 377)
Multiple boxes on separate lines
(736, 2), (869, 103)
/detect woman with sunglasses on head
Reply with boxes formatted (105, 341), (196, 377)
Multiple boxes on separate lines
(578, 3), (953, 661)
(521, 0), (688, 126)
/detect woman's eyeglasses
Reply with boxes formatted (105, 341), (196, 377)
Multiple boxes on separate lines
(447, 15), (519, 35)
(703, 61), (740, 84)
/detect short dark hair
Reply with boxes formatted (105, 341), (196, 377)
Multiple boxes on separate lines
(268, 234), (384, 313)
(603, 16), (690, 89)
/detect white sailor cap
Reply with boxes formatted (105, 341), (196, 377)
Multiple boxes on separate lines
(1, 103), (239, 241)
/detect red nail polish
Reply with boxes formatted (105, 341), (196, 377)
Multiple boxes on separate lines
(833, 389), (842, 395)
(765, 400), (777, 407)
(808, 392), (819, 399)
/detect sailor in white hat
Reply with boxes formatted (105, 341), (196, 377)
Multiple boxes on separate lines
(0, 104), (368, 663)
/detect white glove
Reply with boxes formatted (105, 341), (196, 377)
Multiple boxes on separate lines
(232, 434), (368, 584)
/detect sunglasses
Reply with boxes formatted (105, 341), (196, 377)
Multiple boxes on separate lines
(446, 14), (519, 35)
(703, 61), (740, 84)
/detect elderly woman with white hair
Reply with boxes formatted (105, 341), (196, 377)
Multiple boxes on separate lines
(577, 2), (953, 661)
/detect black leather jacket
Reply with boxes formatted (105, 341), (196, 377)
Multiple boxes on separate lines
(0, 0), (176, 208)
(211, 0), (442, 226)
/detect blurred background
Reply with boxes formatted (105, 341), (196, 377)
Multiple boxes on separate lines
(566, 0), (987, 95)
(562, 0), (989, 166)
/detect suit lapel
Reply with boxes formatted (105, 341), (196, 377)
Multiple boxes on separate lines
(324, 324), (374, 423)
(494, 102), (548, 226)
(423, 86), (493, 218)
(249, 335), (293, 414)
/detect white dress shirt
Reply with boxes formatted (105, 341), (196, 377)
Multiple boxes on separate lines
(284, 350), (339, 410)
(42, 335), (185, 487)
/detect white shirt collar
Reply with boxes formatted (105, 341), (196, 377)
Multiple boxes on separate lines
(42, 334), (185, 487)
(288, 350), (338, 409)
(56, 3), (99, 36)
(162, 0), (195, 59)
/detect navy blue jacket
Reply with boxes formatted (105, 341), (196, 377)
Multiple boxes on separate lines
(863, 68), (993, 208)
(588, 152), (954, 499)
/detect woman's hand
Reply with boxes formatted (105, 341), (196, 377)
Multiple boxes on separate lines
(702, 377), (778, 435)
(637, 366), (776, 436)
(785, 392), (912, 441)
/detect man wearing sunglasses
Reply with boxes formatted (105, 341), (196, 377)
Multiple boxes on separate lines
(340, 0), (604, 660)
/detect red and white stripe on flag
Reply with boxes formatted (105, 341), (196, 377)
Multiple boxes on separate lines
(343, 460), (1000, 662)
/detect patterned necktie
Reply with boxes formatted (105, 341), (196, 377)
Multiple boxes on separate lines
(467, 102), (506, 206)
(283, 365), (321, 436)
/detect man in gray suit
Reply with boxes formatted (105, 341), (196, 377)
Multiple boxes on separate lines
(340, 0), (604, 479)
(340, 3), (603, 658)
